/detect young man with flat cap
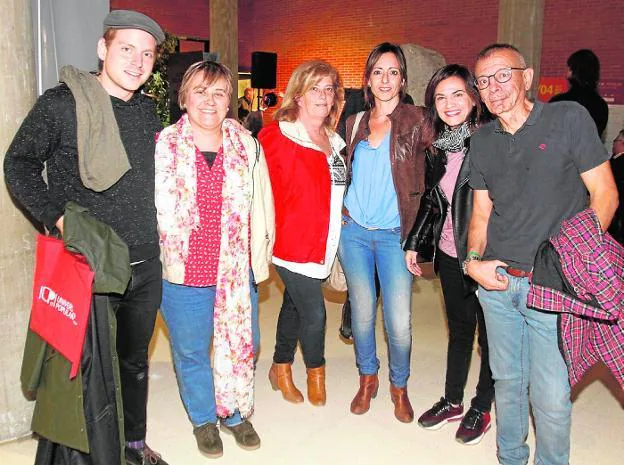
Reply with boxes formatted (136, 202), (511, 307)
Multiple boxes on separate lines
(5, 10), (169, 465)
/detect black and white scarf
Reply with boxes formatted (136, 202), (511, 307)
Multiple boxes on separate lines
(432, 122), (471, 153)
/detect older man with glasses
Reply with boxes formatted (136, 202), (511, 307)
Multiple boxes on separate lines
(464, 43), (618, 465)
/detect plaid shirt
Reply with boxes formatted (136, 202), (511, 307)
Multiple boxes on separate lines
(528, 208), (624, 389)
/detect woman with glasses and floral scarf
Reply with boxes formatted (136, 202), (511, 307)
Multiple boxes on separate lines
(155, 61), (274, 458)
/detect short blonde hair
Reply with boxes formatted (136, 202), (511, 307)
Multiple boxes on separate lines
(178, 61), (233, 110)
(274, 60), (344, 129)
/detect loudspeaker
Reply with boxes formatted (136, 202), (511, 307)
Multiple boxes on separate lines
(251, 52), (277, 89)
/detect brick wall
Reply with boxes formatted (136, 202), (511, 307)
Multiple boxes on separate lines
(244, 0), (498, 92)
(110, 0), (210, 39)
(110, 0), (622, 98)
(541, 0), (622, 82)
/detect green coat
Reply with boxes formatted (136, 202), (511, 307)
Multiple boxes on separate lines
(21, 202), (131, 462)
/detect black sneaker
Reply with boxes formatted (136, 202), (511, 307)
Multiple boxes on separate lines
(417, 397), (464, 430)
(125, 444), (169, 465)
(456, 407), (491, 445)
(220, 420), (261, 451)
(194, 422), (223, 458)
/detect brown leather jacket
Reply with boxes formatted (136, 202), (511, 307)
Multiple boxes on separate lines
(345, 102), (426, 242)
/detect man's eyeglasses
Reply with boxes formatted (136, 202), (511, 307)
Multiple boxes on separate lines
(475, 67), (526, 90)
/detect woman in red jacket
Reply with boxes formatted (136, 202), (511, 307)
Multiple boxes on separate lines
(258, 60), (345, 406)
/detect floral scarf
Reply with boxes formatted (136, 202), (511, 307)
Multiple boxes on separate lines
(213, 119), (254, 419)
(155, 115), (254, 418)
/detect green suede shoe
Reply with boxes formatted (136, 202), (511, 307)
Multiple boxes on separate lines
(220, 420), (261, 451)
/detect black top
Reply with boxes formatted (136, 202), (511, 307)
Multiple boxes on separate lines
(550, 85), (609, 136)
(4, 84), (162, 262)
(469, 101), (609, 270)
(201, 151), (217, 168)
(608, 155), (624, 244)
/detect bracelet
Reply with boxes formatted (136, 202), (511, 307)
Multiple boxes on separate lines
(466, 251), (482, 261)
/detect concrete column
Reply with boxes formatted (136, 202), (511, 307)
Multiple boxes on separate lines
(498, 0), (545, 99)
(210, 0), (238, 117)
(0, 0), (38, 441)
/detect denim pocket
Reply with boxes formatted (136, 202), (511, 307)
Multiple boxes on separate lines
(341, 214), (353, 226)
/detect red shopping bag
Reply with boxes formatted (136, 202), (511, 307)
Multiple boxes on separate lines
(29, 235), (95, 379)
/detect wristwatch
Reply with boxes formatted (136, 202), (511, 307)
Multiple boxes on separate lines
(462, 252), (481, 275)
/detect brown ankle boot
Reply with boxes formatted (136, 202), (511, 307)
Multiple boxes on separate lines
(350, 374), (379, 415)
(390, 384), (414, 423)
(306, 365), (326, 406)
(268, 363), (304, 403)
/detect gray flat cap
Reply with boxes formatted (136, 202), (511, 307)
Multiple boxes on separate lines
(103, 10), (165, 44)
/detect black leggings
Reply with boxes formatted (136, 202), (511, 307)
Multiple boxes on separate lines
(273, 265), (327, 368)
(437, 250), (494, 412)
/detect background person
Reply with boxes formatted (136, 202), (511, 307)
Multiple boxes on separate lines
(550, 49), (609, 137)
(258, 60), (346, 407)
(404, 64), (494, 445)
(155, 61), (274, 458)
(339, 42), (426, 423)
(238, 87), (253, 120)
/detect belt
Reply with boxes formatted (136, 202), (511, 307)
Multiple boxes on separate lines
(505, 266), (532, 278)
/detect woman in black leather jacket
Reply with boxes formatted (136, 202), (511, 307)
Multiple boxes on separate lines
(403, 64), (494, 445)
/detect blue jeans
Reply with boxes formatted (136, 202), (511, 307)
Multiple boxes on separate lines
(478, 270), (571, 465)
(160, 276), (260, 427)
(338, 216), (413, 387)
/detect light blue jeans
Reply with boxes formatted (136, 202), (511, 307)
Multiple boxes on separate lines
(160, 276), (260, 428)
(338, 215), (413, 387)
(478, 269), (571, 465)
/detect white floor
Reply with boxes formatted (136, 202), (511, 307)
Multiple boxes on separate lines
(2, 269), (623, 465)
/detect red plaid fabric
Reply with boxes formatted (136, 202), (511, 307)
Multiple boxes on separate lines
(528, 208), (624, 389)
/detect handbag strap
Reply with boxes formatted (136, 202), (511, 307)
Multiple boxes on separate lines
(350, 111), (365, 145)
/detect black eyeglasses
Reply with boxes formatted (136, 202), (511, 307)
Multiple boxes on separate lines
(475, 67), (526, 90)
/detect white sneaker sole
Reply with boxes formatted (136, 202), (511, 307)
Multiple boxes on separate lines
(418, 413), (464, 431)
(456, 422), (492, 445)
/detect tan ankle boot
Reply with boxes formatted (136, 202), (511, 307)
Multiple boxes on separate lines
(350, 374), (379, 415)
(268, 363), (304, 403)
(390, 384), (414, 423)
(306, 365), (326, 406)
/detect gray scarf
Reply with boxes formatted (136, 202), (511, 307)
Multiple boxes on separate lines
(432, 122), (471, 153)
(60, 65), (131, 192)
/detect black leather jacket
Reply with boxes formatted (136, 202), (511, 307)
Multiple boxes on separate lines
(404, 139), (476, 293)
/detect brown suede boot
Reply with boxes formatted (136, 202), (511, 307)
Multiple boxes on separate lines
(390, 385), (414, 423)
(306, 365), (326, 406)
(350, 374), (379, 415)
(268, 363), (304, 403)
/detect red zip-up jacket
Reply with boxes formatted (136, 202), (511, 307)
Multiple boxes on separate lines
(258, 121), (331, 264)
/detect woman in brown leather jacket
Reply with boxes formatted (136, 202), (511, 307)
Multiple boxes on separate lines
(338, 42), (426, 423)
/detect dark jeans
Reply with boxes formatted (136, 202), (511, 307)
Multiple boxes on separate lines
(109, 256), (162, 442)
(437, 250), (494, 412)
(273, 265), (326, 368)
